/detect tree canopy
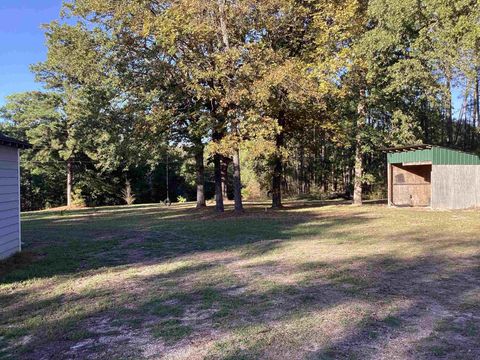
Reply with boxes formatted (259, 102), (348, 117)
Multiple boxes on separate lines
(1, 0), (479, 211)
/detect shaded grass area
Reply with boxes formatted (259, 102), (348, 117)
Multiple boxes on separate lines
(0, 201), (479, 359)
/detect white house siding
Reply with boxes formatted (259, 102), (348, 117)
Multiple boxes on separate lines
(0, 146), (20, 259)
(431, 165), (480, 209)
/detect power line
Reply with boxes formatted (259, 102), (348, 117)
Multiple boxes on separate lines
(22, 160), (181, 164)
(22, 160), (98, 164)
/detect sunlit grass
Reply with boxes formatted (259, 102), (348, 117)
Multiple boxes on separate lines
(1, 202), (479, 359)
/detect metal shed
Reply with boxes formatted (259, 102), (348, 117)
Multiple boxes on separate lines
(385, 144), (480, 209)
(0, 133), (30, 259)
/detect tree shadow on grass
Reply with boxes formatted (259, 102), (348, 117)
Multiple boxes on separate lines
(305, 257), (480, 359)
(2, 203), (372, 284)
(12, 242), (479, 360)
(128, 227), (479, 359)
(3, 205), (479, 359)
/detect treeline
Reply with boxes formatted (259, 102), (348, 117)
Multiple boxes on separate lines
(1, 0), (479, 211)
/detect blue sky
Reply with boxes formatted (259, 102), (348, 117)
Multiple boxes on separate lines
(0, 0), (62, 107)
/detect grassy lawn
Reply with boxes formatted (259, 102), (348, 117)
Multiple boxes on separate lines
(1, 202), (479, 359)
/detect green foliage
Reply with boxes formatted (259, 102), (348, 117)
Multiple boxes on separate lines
(240, 152), (268, 201)
(177, 196), (187, 203)
(71, 189), (86, 208)
(1, 0), (480, 210)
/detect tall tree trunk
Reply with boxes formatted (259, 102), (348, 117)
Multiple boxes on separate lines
(474, 69), (479, 130)
(217, 0), (230, 48)
(66, 158), (73, 207)
(313, 126), (317, 187)
(147, 171), (154, 202)
(217, 0), (244, 212)
(221, 157), (228, 199)
(423, 101), (430, 143)
(272, 111), (285, 208)
(446, 76), (453, 145)
(299, 145), (304, 195)
(214, 153), (224, 212)
(353, 145), (363, 205)
(195, 145), (206, 208)
(353, 88), (366, 206)
(212, 128), (225, 212)
(232, 149), (243, 212)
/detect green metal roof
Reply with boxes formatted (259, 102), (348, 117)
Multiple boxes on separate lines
(386, 144), (480, 165)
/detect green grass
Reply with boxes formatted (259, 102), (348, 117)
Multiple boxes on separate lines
(150, 319), (193, 343)
(1, 201), (480, 359)
(383, 315), (402, 328)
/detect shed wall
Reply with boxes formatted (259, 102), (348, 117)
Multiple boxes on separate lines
(0, 146), (20, 259)
(431, 165), (480, 209)
(391, 164), (431, 206)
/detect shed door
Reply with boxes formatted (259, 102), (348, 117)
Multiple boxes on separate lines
(392, 164), (431, 207)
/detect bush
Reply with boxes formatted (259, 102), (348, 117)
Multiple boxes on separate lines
(177, 195), (187, 203)
(242, 179), (265, 201)
(364, 184), (387, 201)
(122, 180), (136, 205)
(71, 189), (86, 208)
